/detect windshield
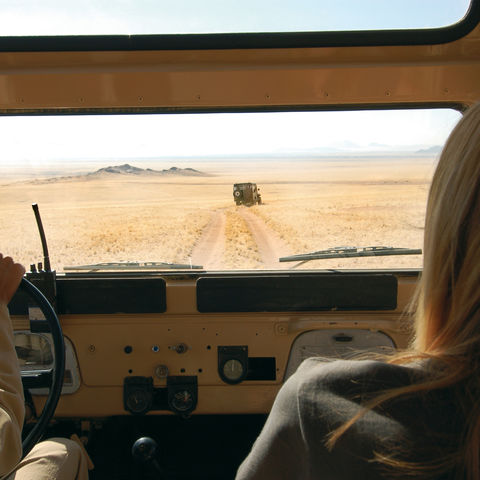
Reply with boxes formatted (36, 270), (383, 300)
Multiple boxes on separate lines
(0, 108), (461, 272)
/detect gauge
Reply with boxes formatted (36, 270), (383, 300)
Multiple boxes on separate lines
(222, 359), (245, 382)
(167, 376), (198, 416)
(125, 389), (152, 415)
(124, 377), (154, 415)
(218, 346), (248, 384)
(171, 390), (194, 412)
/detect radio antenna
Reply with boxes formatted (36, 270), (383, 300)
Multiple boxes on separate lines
(32, 203), (51, 272)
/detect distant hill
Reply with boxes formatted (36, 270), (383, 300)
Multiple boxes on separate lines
(29, 164), (210, 184)
(415, 145), (442, 154)
(90, 164), (209, 177)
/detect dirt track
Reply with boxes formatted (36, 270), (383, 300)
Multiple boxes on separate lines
(190, 211), (226, 270)
(191, 207), (291, 269)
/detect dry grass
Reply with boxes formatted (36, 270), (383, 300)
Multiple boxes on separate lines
(0, 158), (435, 271)
(250, 181), (428, 269)
(0, 178), (216, 270)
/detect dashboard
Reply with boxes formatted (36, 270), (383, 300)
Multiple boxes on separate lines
(9, 270), (415, 418)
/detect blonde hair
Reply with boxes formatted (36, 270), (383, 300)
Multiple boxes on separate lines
(416, 102), (480, 356)
(327, 102), (480, 479)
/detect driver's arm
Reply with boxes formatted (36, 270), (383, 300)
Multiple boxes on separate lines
(0, 255), (26, 476)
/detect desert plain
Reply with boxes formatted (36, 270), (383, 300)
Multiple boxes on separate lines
(0, 156), (436, 272)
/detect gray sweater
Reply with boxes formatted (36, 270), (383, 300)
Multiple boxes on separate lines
(236, 358), (462, 480)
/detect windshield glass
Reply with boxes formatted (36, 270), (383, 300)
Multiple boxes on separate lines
(0, 108), (461, 272)
(0, 0), (472, 36)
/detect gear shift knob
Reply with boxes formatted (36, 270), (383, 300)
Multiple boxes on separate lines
(132, 437), (167, 479)
(132, 436), (158, 463)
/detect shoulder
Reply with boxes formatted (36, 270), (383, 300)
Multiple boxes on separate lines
(281, 358), (423, 428)
(293, 357), (420, 394)
(260, 359), (421, 479)
(294, 359), (422, 451)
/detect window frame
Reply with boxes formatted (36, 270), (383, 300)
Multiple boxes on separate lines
(0, 0), (478, 52)
(0, 103), (462, 274)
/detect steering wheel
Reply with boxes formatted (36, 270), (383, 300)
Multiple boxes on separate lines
(18, 277), (65, 457)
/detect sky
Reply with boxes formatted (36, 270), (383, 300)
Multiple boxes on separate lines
(0, 109), (462, 165)
(0, 0), (472, 36)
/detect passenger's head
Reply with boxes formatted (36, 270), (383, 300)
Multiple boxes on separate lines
(415, 102), (480, 354)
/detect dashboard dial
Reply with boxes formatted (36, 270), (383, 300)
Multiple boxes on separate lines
(218, 346), (248, 384)
(171, 390), (194, 412)
(125, 388), (152, 415)
(223, 358), (245, 382)
(222, 359), (245, 382)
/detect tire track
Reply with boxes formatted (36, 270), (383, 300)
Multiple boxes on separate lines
(191, 207), (292, 270)
(236, 208), (291, 269)
(190, 210), (226, 269)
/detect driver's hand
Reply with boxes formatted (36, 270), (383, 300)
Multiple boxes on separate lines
(0, 254), (25, 305)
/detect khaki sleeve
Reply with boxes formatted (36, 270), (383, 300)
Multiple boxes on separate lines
(0, 304), (25, 476)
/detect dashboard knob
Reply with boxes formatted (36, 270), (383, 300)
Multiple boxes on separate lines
(169, 343), (188, 354)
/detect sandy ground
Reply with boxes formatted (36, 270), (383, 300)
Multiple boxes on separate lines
(0, 157), (435, 272)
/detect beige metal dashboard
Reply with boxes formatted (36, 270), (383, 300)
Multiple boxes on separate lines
(12, 271), (416, 417)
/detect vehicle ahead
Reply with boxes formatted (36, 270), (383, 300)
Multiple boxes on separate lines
(233, 183), (262, 206)
(0, 1), (479, 478)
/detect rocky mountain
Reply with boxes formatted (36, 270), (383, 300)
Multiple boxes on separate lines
(91, 164), (208, 177)
(28, 163), (210, 184)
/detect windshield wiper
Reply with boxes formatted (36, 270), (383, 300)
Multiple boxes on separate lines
(64, 261), (203, 272)
(279, 246), (422, 264)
